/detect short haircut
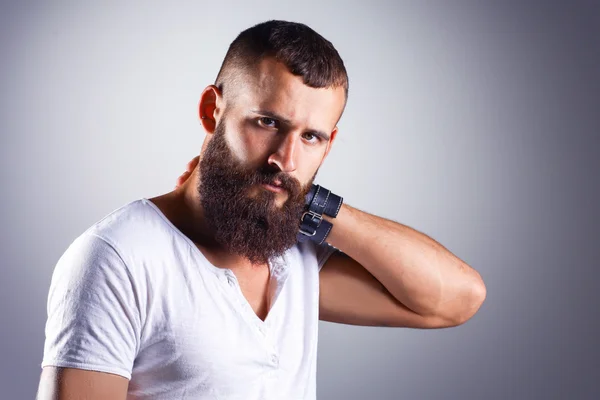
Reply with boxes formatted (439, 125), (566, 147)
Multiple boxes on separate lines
(215, 20), (349, 106)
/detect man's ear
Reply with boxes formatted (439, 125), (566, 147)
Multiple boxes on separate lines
(198, 85), (223, 134)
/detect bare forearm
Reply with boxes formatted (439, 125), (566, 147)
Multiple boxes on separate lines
(323, 203), (486, 322)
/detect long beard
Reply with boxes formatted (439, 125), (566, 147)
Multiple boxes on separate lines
(198, 119), (314, 265)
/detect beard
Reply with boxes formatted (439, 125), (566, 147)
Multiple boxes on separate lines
(198, 116), (316, 266)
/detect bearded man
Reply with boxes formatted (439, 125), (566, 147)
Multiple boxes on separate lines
(37, 20), (486, 400)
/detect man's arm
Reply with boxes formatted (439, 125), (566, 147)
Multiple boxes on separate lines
(318, 203), (486, 328)
(36, 367), (129, 400)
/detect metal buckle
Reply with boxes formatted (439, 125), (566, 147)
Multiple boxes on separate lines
(298, 210), (323, 237)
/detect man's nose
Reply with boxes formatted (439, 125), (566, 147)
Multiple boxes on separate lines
(267, 132), (297, 173)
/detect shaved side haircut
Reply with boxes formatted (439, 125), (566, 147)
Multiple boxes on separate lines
(215, 20), (349, 107)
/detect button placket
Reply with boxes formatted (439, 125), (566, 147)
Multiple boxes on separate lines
(223, 272), (272, 343)
(269, 352), (280, 368)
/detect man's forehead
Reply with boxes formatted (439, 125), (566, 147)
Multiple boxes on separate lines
(232, 58), (345, 128)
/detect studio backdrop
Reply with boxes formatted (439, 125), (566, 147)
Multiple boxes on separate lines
(1, 1), (599, 399)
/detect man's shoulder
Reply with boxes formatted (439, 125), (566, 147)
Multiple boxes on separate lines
(85, 198), (156, 238)
(74, 198), (174, 259)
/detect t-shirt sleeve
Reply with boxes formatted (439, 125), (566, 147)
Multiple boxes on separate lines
(315, 241), (339, 271)
(41, 233), (141, 380)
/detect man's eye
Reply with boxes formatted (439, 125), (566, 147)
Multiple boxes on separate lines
(303, 132), (319, 143)
(258, 117), (277, 128)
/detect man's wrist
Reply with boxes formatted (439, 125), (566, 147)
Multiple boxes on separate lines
(297, 184), (343, 244)
(304, 184), (343, 218)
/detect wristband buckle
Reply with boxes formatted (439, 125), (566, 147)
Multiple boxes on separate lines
(298, 210), (323, 237)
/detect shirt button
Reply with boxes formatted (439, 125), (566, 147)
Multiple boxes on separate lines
(271, 354), (279, 366)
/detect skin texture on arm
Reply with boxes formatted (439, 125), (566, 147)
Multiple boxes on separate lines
(36, 367), (129, 400)
(318, 250), (480, 328)
(318, 203), (486, 328)
(318, 250), (460, 328)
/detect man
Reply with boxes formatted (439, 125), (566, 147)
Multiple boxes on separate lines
(37, 20), (486, 400)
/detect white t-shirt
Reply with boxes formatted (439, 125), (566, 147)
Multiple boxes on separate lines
(41, 198), (337, 400)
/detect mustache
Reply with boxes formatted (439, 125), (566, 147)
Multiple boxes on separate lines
(253, 165), (302, 195)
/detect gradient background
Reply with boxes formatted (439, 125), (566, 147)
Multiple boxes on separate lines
(1, 1), (599, 399)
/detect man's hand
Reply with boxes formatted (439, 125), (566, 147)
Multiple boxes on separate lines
(175, 156), (200, 188)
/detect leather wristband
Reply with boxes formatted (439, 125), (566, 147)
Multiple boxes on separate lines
(297, 184), (343, 244)
(304, 184), (343, 218)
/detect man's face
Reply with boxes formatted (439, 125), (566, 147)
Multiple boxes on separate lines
(198, 58), (345, 265)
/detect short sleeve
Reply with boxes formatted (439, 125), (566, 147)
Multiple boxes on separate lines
(41, 233), (141, 380)
(315, 241), (339, 271)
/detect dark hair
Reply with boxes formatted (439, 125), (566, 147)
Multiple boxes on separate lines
(215, 20), (349, 104)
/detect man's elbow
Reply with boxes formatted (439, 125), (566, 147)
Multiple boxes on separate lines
(452, 277), (487, 326)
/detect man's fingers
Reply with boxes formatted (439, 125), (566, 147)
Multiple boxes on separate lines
(175, 171), (192, 188)
(175, 156), (200, 188)
(178, 171), (191, 183)
(186, 156), (200, 173)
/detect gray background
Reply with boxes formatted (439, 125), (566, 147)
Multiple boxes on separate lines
(1, 1), (599, 399)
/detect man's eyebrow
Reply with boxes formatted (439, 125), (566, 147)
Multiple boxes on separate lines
(251, 109), (331, 141)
